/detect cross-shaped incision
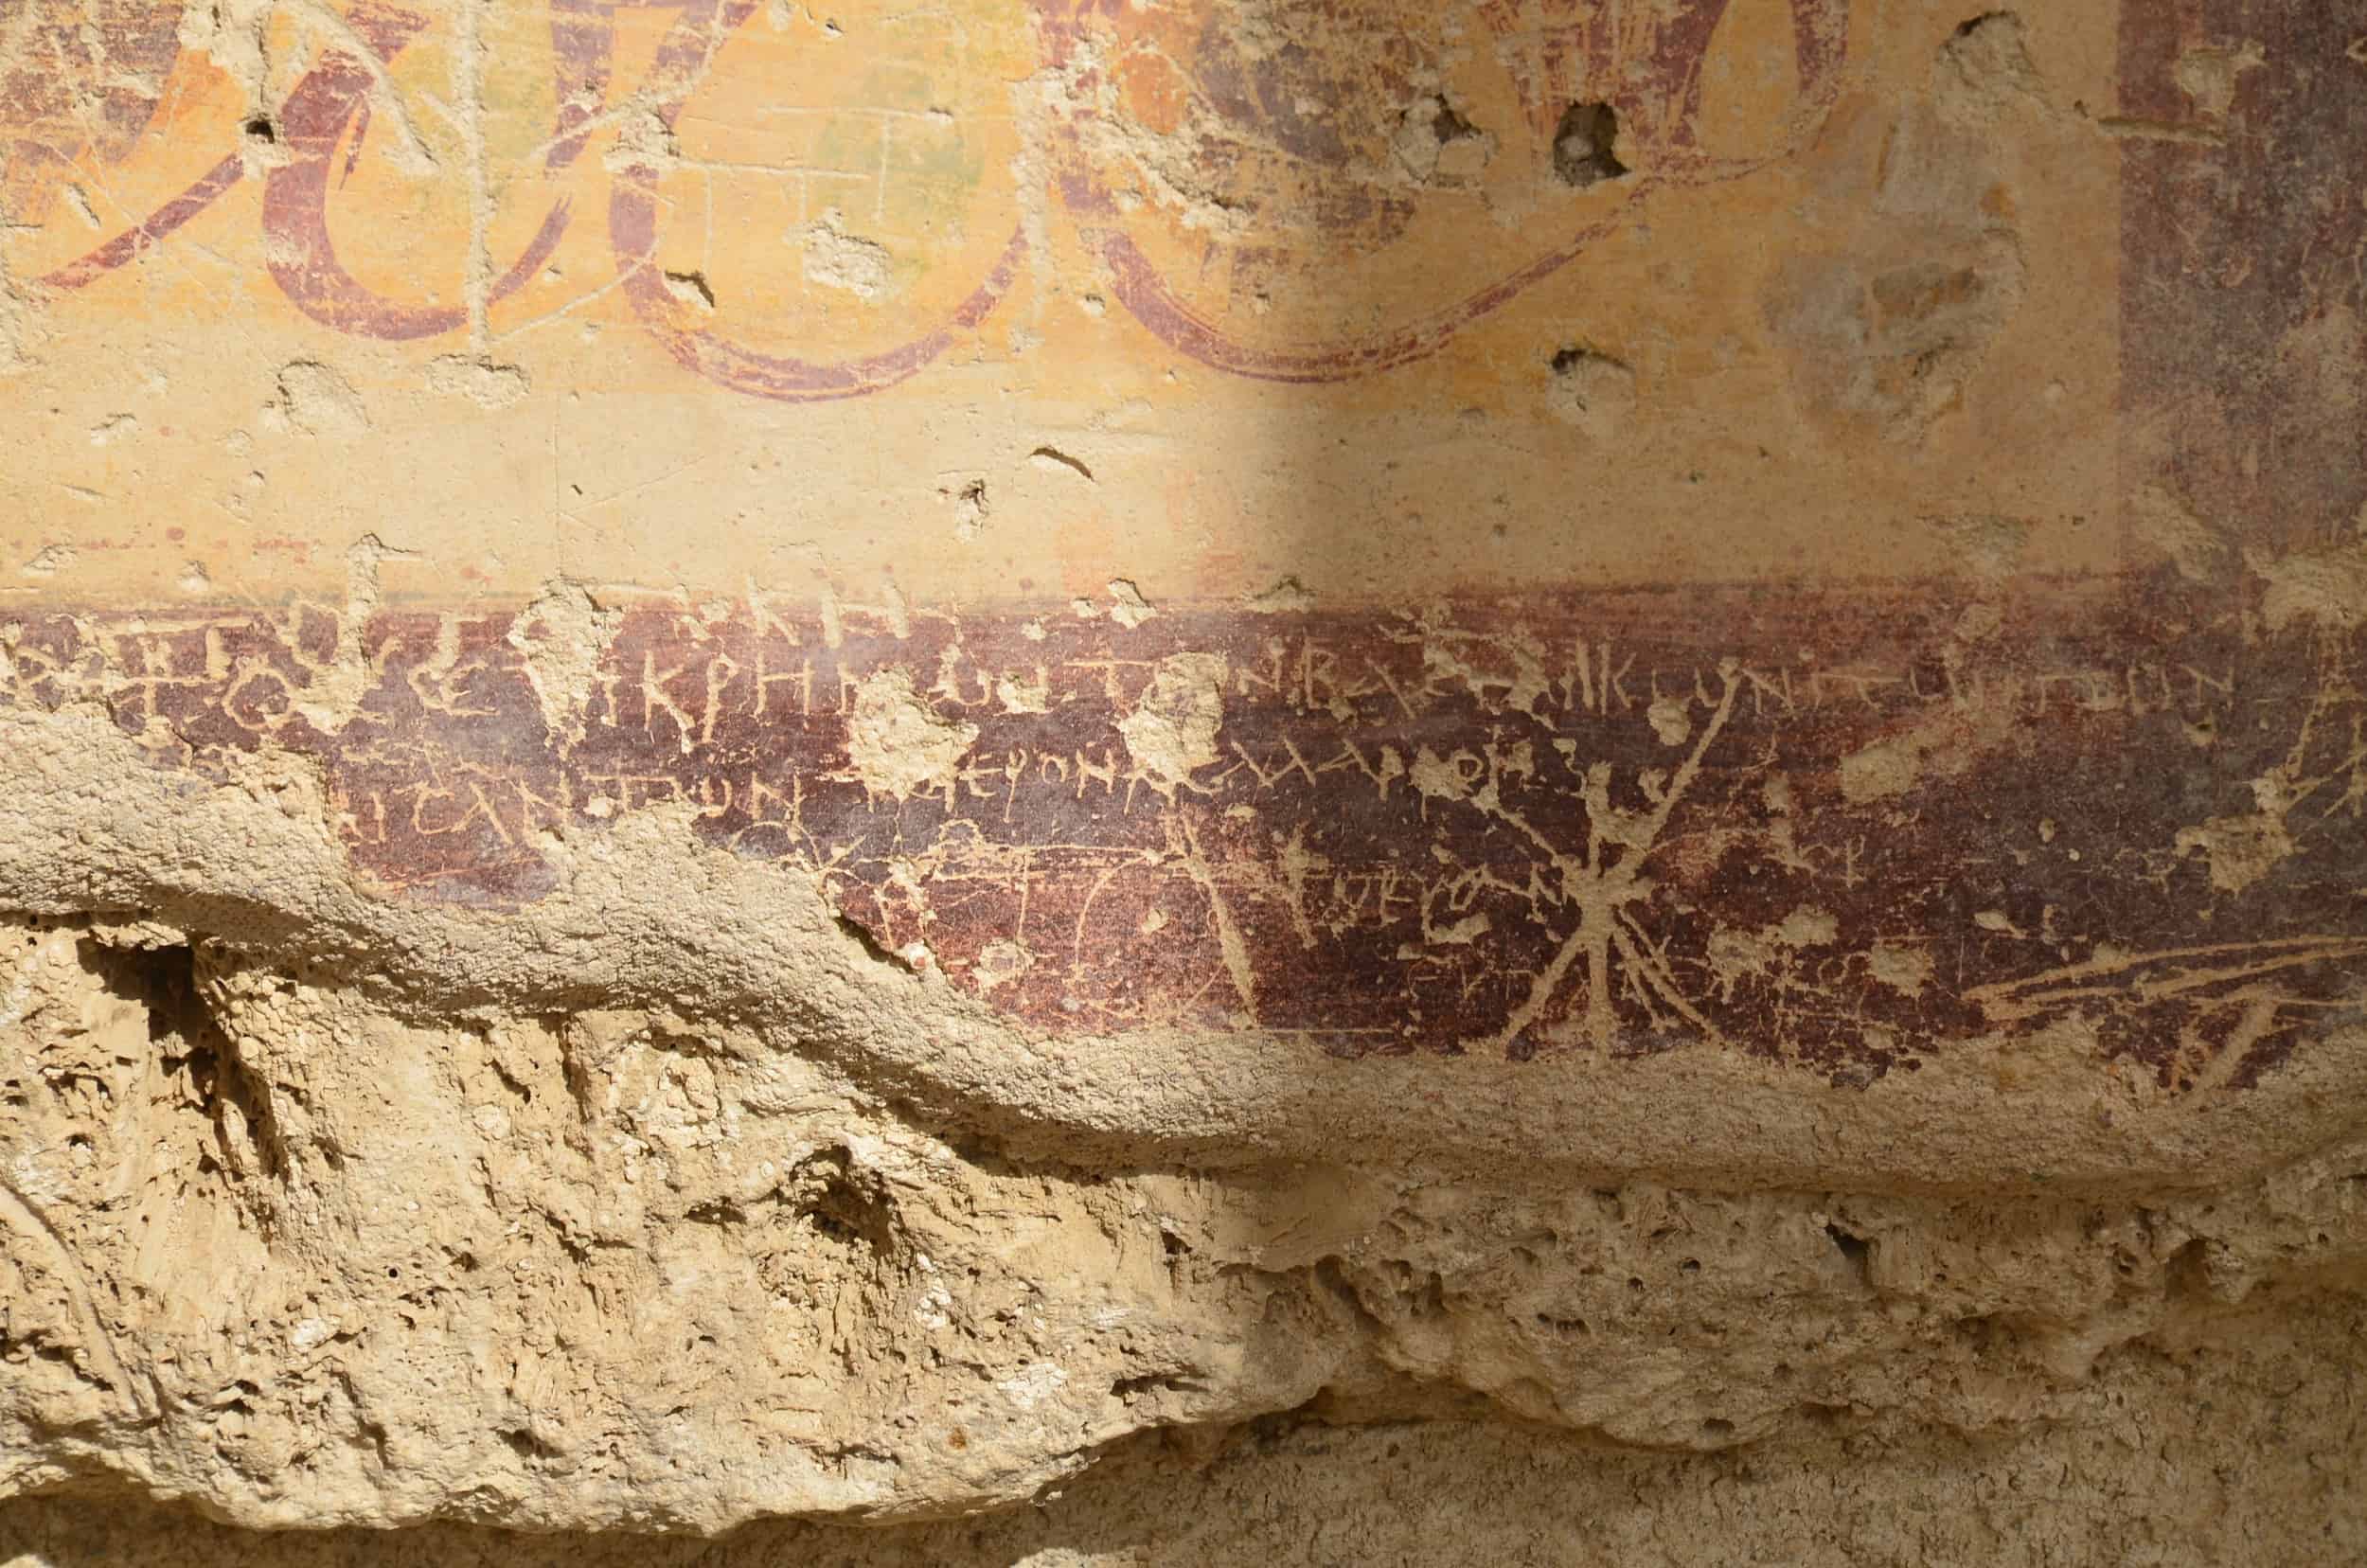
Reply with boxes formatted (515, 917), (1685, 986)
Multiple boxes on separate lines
(1489, 660), (1741, 1056)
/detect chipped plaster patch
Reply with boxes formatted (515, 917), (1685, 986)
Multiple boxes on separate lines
(846, 667), (980, 802)
(797, 209), (898, 300)
(2255, 526), (2367, 633)
(2131, 487), (2229, 583)
(1118, 653), (1226, 793)
(1866, 942), (1933, 996)
(507, 580), (625, 746)
(267, 361), (370, 437)
(1107, 579), (1156, 629)
(428, 355), (531, 409)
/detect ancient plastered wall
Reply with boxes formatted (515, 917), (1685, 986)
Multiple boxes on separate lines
(2, 0), (2365, 1556)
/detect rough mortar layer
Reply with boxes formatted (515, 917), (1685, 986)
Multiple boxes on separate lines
(4, 0), (2366, 1555)
(5, 1293), (2367, 1563)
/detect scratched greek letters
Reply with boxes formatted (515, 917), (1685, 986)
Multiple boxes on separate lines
(5, 577), (2358, 1089)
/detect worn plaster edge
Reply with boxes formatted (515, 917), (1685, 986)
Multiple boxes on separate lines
(2, 703), (2360, 1197)
(9, 1261), (2367, 1537)
(0, 1371), (1255, 1536)
(0, 569), (2145, 622)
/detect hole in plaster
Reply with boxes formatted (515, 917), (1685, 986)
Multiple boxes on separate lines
(1432, 101), (1482, 148)
(1824, 1223), (1872, 1284)
(663, 271), (717, 311)
(834, 913), (917, 973)
(1028, 446), (1095, 482)
(1553, 102), (1626, 187)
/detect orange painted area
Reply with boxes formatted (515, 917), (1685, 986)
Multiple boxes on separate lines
(5, 1), (2124, 612)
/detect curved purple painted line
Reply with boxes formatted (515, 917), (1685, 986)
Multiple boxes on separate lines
(1074, 0), (1852, 383)
(260, 4), (570, 341)
(545, 0), (624, 173)
(37, 152), (244, 291)
(1093, 201), (1639, 384)
(611, 183), (1025, 401)
(605, 0), (1023, 401)
(35, 0), (605, 302)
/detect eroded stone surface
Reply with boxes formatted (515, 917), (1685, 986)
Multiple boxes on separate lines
(8, 1293), (2367, 1563)
(4, 910), (2366, 1532)
(2, 0), (2364, 1550)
